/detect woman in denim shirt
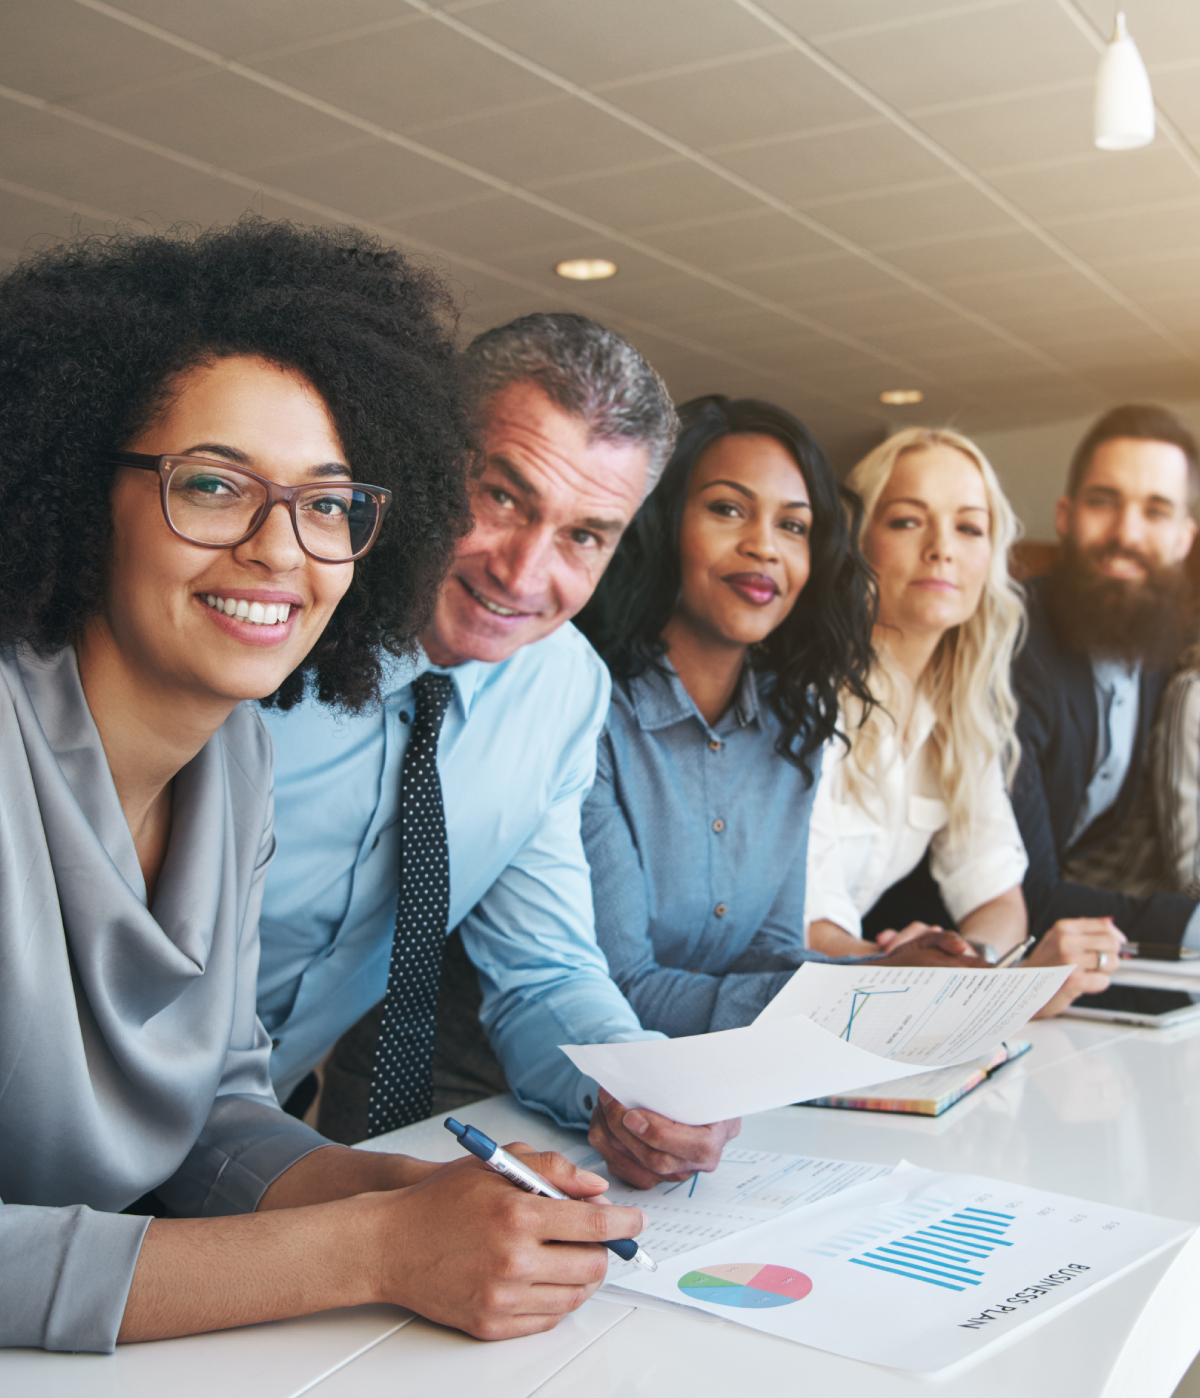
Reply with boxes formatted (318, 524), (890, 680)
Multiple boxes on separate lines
(577, 397), (978, 1042)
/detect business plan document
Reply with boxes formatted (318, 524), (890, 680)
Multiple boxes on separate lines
(563, 1144), (890, 1284)
(560, 963), (1072, 1124)
(610, 1162), (1193, 1374)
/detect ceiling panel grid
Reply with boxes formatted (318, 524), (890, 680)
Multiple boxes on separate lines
(0, 0), (1196, 464)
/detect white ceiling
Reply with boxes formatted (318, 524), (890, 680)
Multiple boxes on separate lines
(2, 0), (1199, 465)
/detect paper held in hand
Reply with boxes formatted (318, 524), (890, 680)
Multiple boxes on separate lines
(558, 962), (1072, 1125)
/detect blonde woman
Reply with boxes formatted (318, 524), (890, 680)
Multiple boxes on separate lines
(806, 428), (1123, 1014)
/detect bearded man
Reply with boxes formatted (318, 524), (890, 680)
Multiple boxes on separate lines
(1013, 403), (1200, 948)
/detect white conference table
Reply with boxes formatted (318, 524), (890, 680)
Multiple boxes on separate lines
(9, 1014), (1200, 1398)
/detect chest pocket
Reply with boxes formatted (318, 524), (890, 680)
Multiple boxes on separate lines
(908, 795), (948, 833)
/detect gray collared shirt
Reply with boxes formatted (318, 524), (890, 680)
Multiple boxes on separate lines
(582, 660), (831, 1038)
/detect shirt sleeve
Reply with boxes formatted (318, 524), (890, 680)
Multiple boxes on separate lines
(0, 1203), (149, 1352)
(802, 746), (865, 939)
(582, 727), (802, 1043)
(463, 680), (661, 1133)
(156, 786), (327, 1219)
(929, 757), (1028, 924)
(1153, 671), (1200, 899)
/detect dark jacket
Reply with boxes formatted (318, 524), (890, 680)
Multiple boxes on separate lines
(1012, 573), (1195, 943)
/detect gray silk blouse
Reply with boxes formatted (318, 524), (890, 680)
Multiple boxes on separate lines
(0, 645), (326, 1353)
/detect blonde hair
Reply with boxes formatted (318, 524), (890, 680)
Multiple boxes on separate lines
(844, 427), (1025, 840)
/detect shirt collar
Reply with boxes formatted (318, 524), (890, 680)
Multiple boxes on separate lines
(379, 645), (491, 718)
(628, 658), (762, 737)
(1091, 656), (1141, 691)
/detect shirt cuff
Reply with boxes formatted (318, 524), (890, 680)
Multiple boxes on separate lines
(937, 850), (1028, 925)
(0, 1204), (150, 1353)
(804, 896), (863, 941)
(156, 1095), (329, 1218)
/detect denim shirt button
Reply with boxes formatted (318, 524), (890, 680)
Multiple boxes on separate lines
(708, 739), (721, 751)
(712, 818), (725, 833)
(714, 903), (727, 917)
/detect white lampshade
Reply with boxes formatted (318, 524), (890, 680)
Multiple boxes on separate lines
(1094, 12), (1155, 151)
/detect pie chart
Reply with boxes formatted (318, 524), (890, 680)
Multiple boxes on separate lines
(678, 1262), (813, 1309)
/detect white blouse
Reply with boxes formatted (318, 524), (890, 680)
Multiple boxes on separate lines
(804, 693), (1028, 939)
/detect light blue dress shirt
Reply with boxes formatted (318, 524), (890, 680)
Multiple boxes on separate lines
(1068, 658), (1142, 849)
(258, 623), (657, 1130)
(582, 661), (833, 1037)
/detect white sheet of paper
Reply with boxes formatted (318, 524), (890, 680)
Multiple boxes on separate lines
(755, 962), (1073, 1065)
(559, 963), (1071, 1124)
(563, 1144), (891, 1284)
(560, 1011), (931, 1124)
(609, 1162), (1193, 1374)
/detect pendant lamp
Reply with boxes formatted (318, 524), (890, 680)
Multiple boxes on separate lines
(1094, 12), (1155, 150)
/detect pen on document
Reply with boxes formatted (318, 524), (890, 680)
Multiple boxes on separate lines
(1120, 942), (1200, 962)
(994, 934), (1037, 969)
(443, 1117), (658, 1273)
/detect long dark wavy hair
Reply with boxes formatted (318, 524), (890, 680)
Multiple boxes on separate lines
(0, 217), (474, 712)
(576, 395), (875, 781)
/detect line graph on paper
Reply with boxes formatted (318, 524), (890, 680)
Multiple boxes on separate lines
(839, 986), (910, 1044)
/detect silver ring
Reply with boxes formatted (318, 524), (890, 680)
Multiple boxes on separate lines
(1097, 951), (1110, 972)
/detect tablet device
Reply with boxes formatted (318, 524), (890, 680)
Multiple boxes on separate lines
(1062, 984), (1200, 1028)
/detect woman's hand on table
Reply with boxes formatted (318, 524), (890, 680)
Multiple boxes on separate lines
(875, 929), (981, 967)
(874, 921), (948, 953)
(588, 1087), (741, 1189)
(1026, 917), (1126, 1018)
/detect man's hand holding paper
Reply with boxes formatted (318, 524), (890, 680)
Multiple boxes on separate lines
(587, 1088), (741, 1189)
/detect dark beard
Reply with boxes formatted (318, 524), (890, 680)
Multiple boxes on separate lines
(1046, 536), (1192, 668)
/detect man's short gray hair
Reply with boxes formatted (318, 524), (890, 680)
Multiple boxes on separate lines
(462, 312), (679, 493)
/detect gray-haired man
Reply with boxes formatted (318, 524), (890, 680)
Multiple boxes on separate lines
(257, 314), (740, 1186)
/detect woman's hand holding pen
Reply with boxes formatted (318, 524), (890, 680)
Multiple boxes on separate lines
(359, 1145), (646, 1340)
(1026, 917), (1126, 1018)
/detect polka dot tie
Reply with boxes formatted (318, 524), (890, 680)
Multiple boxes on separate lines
(367, 671), (454, 1137)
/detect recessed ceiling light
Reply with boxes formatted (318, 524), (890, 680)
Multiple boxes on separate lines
(879, 389), (924, 405)
(555, 257), (618, 281)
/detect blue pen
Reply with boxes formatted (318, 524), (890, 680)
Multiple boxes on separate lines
(444, 1117), (657, 1272)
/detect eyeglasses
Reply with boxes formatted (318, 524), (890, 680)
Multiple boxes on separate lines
(105, 452), (392, 563)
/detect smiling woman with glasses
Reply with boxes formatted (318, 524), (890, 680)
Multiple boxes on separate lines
(0, 220), (638, 1355)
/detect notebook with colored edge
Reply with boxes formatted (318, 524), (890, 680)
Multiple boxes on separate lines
(801, 1039), (1031, 1117)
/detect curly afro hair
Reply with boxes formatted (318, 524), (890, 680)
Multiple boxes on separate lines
(0, 217), (474, 711)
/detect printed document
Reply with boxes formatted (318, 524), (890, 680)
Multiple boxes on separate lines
(560, 963), (1071, 1124)
(610, 1162), (1193, 1373)
(756, 963), (1066, 1065)
(563, 1144), (890, 1283)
